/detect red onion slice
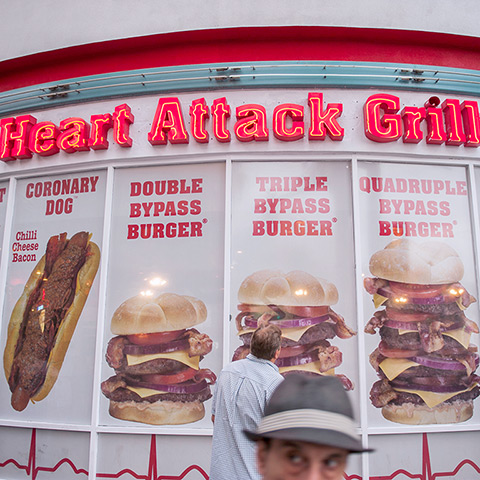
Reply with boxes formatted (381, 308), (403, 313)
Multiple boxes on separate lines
(276, 350), (318, 368)
(124, 338), (190, 356)
(244, 315), (259, 329)
(411, 354), (479, 371)
(410, 295), (451, 305)
(244, 314), (331, 330)
(272, 314), (331, 329)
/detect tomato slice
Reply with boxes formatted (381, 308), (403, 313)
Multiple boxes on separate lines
(281, 305), (330, 318)
(127, 329), (185, 345)
(139, 368), (197, 385)
(378, 340), (420, 358)
(389, 281), (446, 299)
(385, 307), (434, 323)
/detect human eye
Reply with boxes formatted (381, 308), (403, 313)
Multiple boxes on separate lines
(284, 448), (306, 469)
(324, 457), (341, 469)
(323, 455), (345, 475)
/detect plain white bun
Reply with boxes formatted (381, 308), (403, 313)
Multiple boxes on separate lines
(109, 399), (205, 425)
(369, 239), (464, 284)
(382, 400), (473, 425)
(238, 269), (338, 306)
(111, 293), (207, 335)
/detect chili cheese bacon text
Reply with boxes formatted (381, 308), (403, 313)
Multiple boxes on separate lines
(3, 231), (100, 411)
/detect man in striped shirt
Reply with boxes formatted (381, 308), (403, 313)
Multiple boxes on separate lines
(210, 324), (283, 480)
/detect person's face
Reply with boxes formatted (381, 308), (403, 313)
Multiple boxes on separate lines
(257, 438), (349, 480)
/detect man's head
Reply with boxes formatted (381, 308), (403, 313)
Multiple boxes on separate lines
(245, 374), (370, 479)
(250, 324), (282, 360)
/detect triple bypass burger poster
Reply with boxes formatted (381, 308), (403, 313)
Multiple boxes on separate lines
(0, 159), (479, 478)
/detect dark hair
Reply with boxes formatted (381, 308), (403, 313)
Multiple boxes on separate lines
(250, 324), (282, 360)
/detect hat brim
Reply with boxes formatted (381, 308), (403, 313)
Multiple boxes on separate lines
(244, 427), (373, 453)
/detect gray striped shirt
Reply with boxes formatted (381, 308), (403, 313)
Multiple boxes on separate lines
(209, 354), (283, 480)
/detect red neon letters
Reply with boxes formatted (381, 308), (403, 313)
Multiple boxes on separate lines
(1, 92), (480, 163)
(363, 93), (480, 146)
(0, 105), (133, 161)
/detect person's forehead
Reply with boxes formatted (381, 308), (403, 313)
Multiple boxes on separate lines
(271, 438), (349, 458)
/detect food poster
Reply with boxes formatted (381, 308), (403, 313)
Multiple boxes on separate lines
(96, 432), (213, 480)
(100, 162), (225, 429)
(0, 426), (90, 480)
(230, 161), (360, 422)
(0, 171), (106, 423)
(358, 162), (480, 427)
(368, 431), (480, 480)
(0, 180), (8, 269)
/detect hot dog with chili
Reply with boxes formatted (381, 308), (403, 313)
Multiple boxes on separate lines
(3, 231), (100, 411)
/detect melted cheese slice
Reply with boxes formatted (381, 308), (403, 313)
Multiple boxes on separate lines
(443, 328), (471, 349)
(373, 293), (388, 309)
(126, 351), (200, 370)
(126, 385), (169, 398)
(379, 358), (419, 381)
(279, 361), (334, 376)
(393, 384), (477, 409)
(398, 328), (417, 335)
(281, 325), (321, 342)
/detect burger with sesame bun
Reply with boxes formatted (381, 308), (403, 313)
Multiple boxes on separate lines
(101, 293), (216, 425)
(233, 269), (355, 390)
(364, 239), (479, 424)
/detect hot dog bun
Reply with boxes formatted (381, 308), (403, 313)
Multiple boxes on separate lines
(3, 235), (100, 406)
(369, 239), (464, 284)
(111, 292), (207, 335)
(238, 269), (338, 306)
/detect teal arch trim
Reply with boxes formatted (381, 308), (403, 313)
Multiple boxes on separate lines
(2, 61), (480, 116)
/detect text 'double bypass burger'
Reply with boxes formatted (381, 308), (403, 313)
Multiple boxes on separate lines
(101, 293), (216, 425)
(233, 269), (356, 389)
(364, 239), (480, 425)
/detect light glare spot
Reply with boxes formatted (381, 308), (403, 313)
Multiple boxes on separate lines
(150, 277), (167, 287)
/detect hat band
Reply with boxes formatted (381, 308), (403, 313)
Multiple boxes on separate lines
(256, 408), (358, 441)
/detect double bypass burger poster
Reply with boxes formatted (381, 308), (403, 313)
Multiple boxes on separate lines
(0, 159), (479, 478)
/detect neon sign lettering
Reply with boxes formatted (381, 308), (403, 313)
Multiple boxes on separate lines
(1, 92), (479, 163)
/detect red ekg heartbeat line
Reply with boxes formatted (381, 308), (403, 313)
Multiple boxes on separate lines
(0, 429), (208, 480)
(0, 429), (478, 479)
(96, 435), (209, 480)
(0, 429), (88, 480)
(356, 433), (480, 480)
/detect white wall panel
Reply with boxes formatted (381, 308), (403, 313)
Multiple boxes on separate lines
(2, 0), (480, 62)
